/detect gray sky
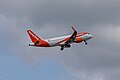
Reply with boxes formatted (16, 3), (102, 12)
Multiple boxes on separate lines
(0, 0), (120, 80)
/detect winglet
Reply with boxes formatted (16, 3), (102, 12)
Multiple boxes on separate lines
(72, 27), (77, 33)
(71, 26), (77, 32)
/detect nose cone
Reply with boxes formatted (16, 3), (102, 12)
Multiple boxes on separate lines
(89, 34), (92, 39)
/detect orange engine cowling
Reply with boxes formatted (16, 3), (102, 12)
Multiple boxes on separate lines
(75, 38), (82, 43)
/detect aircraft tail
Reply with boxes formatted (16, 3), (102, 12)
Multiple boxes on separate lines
(27, 30), (43, 44)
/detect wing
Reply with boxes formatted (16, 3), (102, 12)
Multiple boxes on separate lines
(64, 27), (77, 46)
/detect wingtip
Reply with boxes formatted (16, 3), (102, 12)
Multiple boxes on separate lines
(71, 26), (76, 32)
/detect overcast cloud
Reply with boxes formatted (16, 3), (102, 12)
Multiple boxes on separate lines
(0, 0), (120, 80)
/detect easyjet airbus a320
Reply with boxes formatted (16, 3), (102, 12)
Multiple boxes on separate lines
(27, 27), (92, 50)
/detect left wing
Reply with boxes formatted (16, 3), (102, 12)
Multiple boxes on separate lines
(61, 27), (77, 50)
(65, 27), (77, 46)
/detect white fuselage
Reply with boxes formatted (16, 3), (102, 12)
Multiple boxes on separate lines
(44, 33), (92, 47)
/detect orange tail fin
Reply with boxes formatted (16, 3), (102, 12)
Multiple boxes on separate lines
(27, 30), (42, 43)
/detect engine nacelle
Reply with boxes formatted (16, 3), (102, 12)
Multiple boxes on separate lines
(75, 38), (82, 43)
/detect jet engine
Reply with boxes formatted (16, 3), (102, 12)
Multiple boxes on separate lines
(75, 38), (82, 43)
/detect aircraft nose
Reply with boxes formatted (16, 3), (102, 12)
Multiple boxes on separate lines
(89, 34), (92, 39)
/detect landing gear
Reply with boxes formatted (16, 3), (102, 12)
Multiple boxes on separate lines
(66, 44), (71, 48)
(84, 40), (88, 45)
(60, 45), (71, 51)
(60, 46), (64, 51)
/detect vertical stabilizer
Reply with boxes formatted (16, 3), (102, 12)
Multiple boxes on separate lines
(27, 30), (42, 43)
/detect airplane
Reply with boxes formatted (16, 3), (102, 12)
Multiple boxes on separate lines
(27, 27), (92, 51)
